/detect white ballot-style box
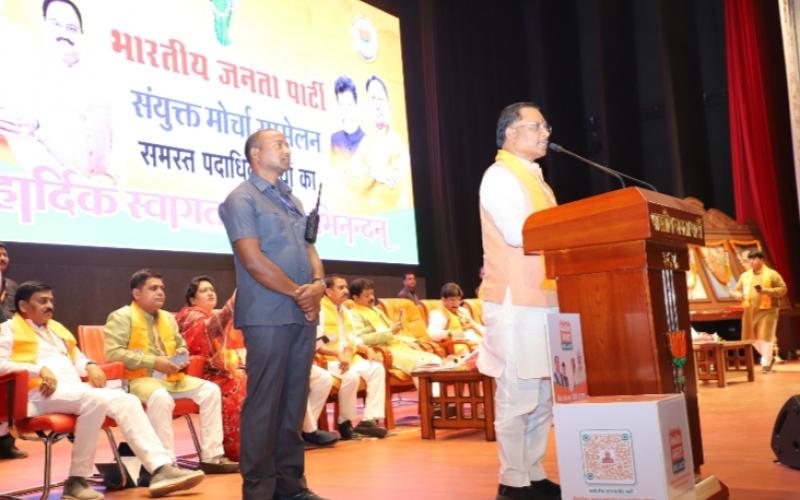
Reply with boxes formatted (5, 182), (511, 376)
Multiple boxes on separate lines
(554, 393), (696, 500)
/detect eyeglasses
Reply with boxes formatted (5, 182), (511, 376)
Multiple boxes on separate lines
(513, 122), (552, 134)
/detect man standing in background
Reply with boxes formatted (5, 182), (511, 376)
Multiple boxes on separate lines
(397, 271), (422, 304)
(734, 250), (788, 373)
(478, 102), (561, 500)
(0, 243), (17, 319)
(220, 129), (327, 500)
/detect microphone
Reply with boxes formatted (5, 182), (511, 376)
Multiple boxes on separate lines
(304, 183), (323, 243)
(548, 143), (658, 192)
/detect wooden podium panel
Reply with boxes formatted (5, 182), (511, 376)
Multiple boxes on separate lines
(524, 187), (706, 466)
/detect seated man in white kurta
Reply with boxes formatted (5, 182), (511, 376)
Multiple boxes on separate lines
(347, 278), (443, 381)
(0, 281), (205, 499)
(316, 275), (387, 439)
(104, 269), (237, 475)
(427, 282), (484, 356)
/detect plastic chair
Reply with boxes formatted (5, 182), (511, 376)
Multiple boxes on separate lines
(0, 371), (127, 499)
(78, 325), (203, 465)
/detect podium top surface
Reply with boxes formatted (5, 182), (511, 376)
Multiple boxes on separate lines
(523, 187), (705, 252)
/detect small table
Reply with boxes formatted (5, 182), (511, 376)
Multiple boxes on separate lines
(412, 368), (495, 441)
(693, 340), (755, 387)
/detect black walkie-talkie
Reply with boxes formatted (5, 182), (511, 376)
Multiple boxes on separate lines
(304, 183), (323, 243)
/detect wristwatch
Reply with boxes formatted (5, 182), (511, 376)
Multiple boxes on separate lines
(313, 278), (326, 287)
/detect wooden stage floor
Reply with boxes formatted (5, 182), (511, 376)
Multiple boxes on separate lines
(2, 361), (800, 499)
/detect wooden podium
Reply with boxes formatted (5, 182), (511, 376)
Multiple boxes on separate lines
(523, 187), (706, 466)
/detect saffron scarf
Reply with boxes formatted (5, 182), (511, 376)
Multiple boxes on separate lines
(10, 313), (77, 389)
(495, 149), (557, 290)
(128, 302), (185, 382)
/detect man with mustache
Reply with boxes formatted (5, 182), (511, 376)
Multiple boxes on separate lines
(0, 281), (206, 498)
(2, 0), (114, 181)
(219, 129), (327, 500)
(478, 103), (561, 500)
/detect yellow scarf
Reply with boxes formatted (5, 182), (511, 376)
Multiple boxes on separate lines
(128, 302), (184, 382)
(320, 296), (342, 336)
(11, 313), (77, 389)
(351, 303), (391, 332)
(495, 149), (557, 290)
(439, 306), (463, 332)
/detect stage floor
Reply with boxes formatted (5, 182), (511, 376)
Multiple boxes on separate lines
(2, 361), (800, 499)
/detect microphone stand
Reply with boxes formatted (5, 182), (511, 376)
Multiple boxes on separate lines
(548, 143), (658, 192)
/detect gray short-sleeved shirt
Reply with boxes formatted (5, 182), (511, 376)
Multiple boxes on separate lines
(219, 173), (313, 327)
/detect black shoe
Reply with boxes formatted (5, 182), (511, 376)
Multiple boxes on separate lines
(0, 434), (28, 459)
(199, 455), (239, 474)
(275, 489), (329, 500)
(530, 478), (561, 499)
(337, 420), (354, 440)
(302, 429), (339, 446)
(137, 465), (152, 487)
(354, 419), (388, 438)
(496, 484), (534, 500)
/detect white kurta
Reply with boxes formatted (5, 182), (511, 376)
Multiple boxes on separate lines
(478, 156), (557, 488)
(312, 307), (386, 424)
(0, 319), (172, 477)
(427, 306), (484, 343)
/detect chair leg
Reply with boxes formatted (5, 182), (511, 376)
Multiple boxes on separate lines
(317, 403), (330, 431)
(40, 435), (55, 500)
(333, 401), (340, 427)
(183, 414), (203, 466)
(385, 392), (395, 430)
(103, 428), (128, 489)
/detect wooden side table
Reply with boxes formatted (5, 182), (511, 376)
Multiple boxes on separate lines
(721, 340), (755, 382)
(692, 340), (754, 387)
(412, 368), (495, 441)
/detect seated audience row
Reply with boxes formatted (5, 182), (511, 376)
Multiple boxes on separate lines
(0, 281), (209, 499)
(0, 264), (483, 498)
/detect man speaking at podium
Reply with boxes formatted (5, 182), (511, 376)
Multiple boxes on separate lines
(478, 102), (561, 500)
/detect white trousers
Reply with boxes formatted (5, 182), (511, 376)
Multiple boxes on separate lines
(303, 364), (334, 433)
(483, 295), (555, 487)
(327, 358), (386, 422)
(494, 373), (553, 487)
(145, 381), (224, 462)
(29, 383), (172, 477)
(753, 339), (775, 366)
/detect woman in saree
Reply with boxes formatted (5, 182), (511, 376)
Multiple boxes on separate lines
(175, 275), (245, 461)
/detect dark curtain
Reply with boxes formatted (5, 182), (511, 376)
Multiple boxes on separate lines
(725, 0), (798, 300)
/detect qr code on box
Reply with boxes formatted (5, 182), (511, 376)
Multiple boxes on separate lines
(580, 429), (636, 484)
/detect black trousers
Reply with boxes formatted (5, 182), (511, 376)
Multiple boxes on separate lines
(240, 323), (315, 500)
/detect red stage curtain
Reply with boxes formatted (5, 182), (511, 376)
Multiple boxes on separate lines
(725, 0), (795, 297)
